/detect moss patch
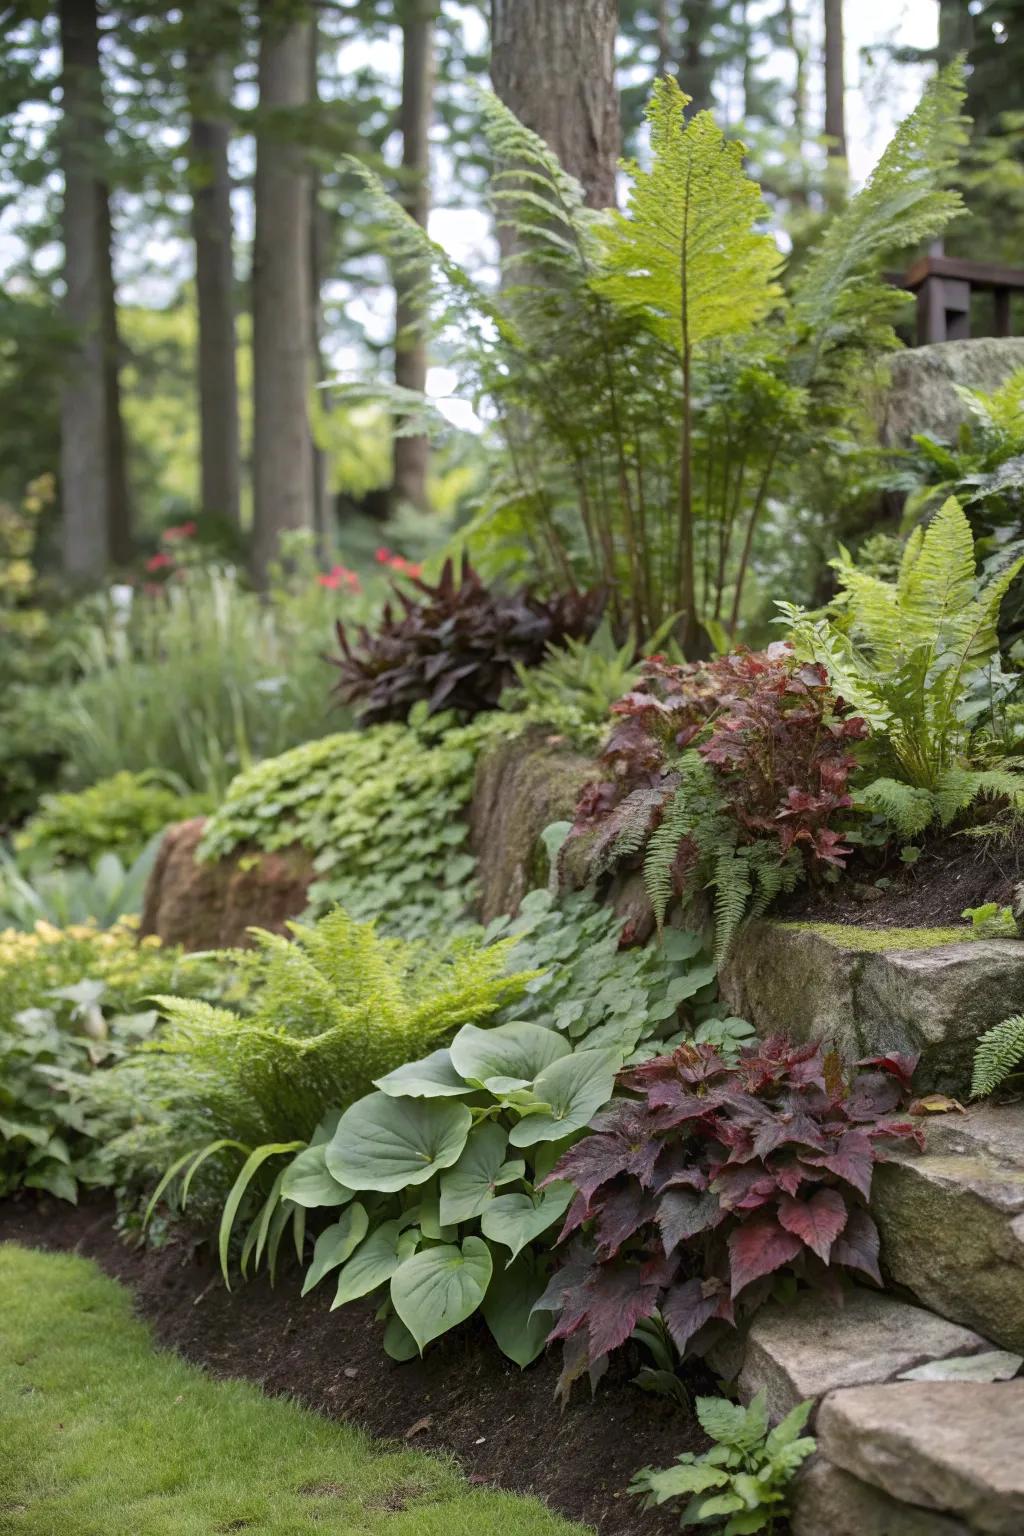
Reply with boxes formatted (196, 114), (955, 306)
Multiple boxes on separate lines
(777, 921), (979, 953)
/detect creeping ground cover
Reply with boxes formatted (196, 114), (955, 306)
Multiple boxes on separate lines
(0, 1245), (590, 1536)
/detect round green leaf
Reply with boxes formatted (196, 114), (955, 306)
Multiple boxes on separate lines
(382, 1312), (419, 1362)
(483, 1250), (554, 1368)
(390, 1235), (493, 1352)
(281, 1144), (354, 1209)
(332, 1220), (420, 1309)
(374, 1048), (471, 1099)
(325, 1092), (472, 1193)
(439, 1122), (524, 1226)
(508, 1049), (619, 1146)
(479, 1182), (574, 1263)
(301, 1203), (369, 1295)
(449, 1022), (570, 1088)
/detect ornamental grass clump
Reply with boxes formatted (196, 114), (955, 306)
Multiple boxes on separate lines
(538, 1039), (922, 1396)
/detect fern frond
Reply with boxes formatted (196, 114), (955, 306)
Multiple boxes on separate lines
(790, 60), (966, 379)
(712, 846), (753, 964)
(933, 768), (1024, 828)
(857, 778), (936, 838)
(899, 497), (978, 656)
(643, 785), (696, 930)
(588, 781), (677, 878)
(596, 76), (783, 355)
(972, 1014), (1024, 1099)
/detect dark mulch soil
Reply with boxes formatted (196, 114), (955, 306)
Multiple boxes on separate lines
(0, 1192), (706, 1536)
(781, 829), (1023, 931)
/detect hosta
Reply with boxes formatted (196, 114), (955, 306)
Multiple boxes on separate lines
(538, 1038), (923, 1395)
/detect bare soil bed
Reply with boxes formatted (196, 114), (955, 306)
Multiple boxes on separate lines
(0, 1192), (706, 1536)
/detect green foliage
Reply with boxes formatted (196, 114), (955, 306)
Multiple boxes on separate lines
(0, 841), (160, 931)
(900, 369), (1024, 530)
(199, 713), (513, 940)
(299, 1019), (619, 1364)
(15, 771), (209, 866)
(62, 548), (365, 800)
(961, 902), (1017, 939)
(971, 1014), (1024, 1099)
(500, 618), (652, 749)
(631, 1391), (816, 1534)
(783, 497), (1024, 833)
(0, 919), (219, 1203)
(133, 909), (533, 1276)
(487, 887), (738, 1061)
(348, 69), (966, 644)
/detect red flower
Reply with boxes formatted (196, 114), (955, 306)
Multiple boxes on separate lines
(374, 547), (393, 564)
(146, 552), (173, 572)
(318, 564), (361, 592)
(162, 521), (197, 542)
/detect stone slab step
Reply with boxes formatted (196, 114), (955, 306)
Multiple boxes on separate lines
(874, 1104), (1024, 1354)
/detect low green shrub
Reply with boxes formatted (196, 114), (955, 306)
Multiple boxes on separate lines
(0, 918), (220, 1202)
(15, 771), (209, 866)
(631, 1391), (815, 1534)
(0, 841), (160, 930)
(199, 713), (514, 940)
(500, 619), (652, 749)
(130, 908), (534, 1268)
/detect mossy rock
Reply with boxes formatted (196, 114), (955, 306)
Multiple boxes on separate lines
(469, 728), (596, 923)
(720, 920), (1024, 1094)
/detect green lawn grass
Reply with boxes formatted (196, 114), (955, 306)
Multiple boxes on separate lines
(0, 1244), (592, 1536)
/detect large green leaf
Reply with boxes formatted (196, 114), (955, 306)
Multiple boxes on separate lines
(301, 1204), (369, 1296)
(449, 1021), (570, 1089)
(390, 1235), (493, 1351)
(325, 1093), (472, 1193)
(218, 1140), (304, 1288)
(332, 1220), (421, 1308)
(281, 1144), (354, 1209)
(438, 1122), (525, 1226)
(374, 1048), (471, 1099)
(479, 1182), (575, 1262)
(508, 1049), (618, 1146)
(482, 1250), (554, 1368)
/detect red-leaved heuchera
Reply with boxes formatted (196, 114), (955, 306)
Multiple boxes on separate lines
(538, 1038), (922, 1395)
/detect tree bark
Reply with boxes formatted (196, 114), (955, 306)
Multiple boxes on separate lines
(823, 0), (846, 161)
(392, 0), (435, 512)
(490, 0), (620, 209)
(189, 52), (241, 528)
(99, 187), (132, 563)
(58, 0), (111, 580)
(307, 15), (332, 554)
(251, 0), (314, 587)
(937, 0), (973, 66)
(679, 0), (715, 115)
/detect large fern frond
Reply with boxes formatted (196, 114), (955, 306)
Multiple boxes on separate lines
(790, 60), (967, 380)
(933, 768), (1024, 828)
(643, 784), (696, 930)
(856, 778), (936, 837)
(972, 1014), (1024, 1099)
(595, 76), (783, 354)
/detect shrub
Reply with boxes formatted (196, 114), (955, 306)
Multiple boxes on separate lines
(537, 1039), (922, 1394)
(499, 618), (653, 749)
(331, 555), (602, 726)
(0, 919), (220, 1202)
(631, 1391), (815, 1533)
(15, 771), (209, 866)
(198, 713), (513, 941)
(565, 646), (867, 958)
(132, 909), (534, 1271)
(0, 841), (160, 931)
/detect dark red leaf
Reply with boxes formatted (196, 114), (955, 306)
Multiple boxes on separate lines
(805, 1128), (875, 1200)
(830, 1205), (882, 1286)
(727, 1214), (804, 1298)
(656, 1189), (723, 1254)
(856, 1053), (919, 1093)
(662, 1276), (733, 1356)
(777, 1187), (849, 1264)
(593, 1181), (653, 1259)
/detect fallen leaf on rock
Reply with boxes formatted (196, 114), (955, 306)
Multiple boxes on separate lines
(908, 1094), (966, 1115)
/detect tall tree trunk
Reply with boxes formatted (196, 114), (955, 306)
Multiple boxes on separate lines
(392, 0), (435, 512)
(680, 0), (715, 114)
(937, 0), (973, 65)
(823, 0), (846, 161)
(251, 0), (314, 587)
(58, 0), (111, 580)
(99, 187), (132, 563)
(189, 52), (241, 528)
(308, 16), (332, 554)
(490, 0), (620, 209)
(782, 0), (808, 205)
(655, 0), (671, 77)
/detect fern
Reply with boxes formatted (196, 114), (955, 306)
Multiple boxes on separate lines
(857, 778), (935, 838)
(790, 61), (967, 382)
(971, 1014), (1024, 1099)
(643, 783), (696, 931)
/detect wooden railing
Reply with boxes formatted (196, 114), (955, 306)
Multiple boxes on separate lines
(894, 244), (1024, 345)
